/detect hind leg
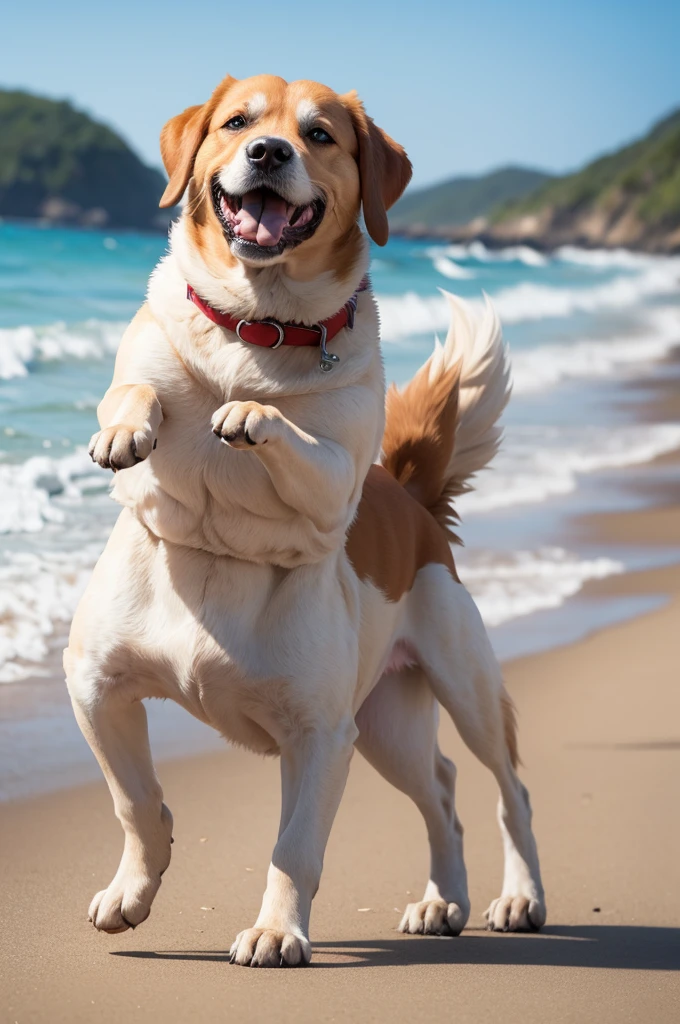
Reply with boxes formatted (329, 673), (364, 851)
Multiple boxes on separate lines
(65, 652), (173, 933)
(355, 667), (470, 935)
(411, 566), (546, 931)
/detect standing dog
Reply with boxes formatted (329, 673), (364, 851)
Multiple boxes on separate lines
(65, 73), (545, 968)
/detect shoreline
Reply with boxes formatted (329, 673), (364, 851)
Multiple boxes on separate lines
(389, 225), (680, 255)
(2, 494), (680, 1021)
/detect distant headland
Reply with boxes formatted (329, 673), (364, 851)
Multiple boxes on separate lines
(390, 108), (680, 254)
(0, 89), (175, 232)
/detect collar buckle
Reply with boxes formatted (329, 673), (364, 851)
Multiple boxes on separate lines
(236, 318), (286, 349)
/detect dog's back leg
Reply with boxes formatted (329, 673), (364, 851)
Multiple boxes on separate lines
(408, 565), (546, 932)
(355, 667), (471, 935)
(64, 650), (173, 933)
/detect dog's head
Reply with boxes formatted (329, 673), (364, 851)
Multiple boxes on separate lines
(159, 75), (411, 272)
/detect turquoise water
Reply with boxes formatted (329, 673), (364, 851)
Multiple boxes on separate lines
(1, 220), (680, 688)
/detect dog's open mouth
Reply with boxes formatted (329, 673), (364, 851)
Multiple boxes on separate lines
(212, 178), (325, 258)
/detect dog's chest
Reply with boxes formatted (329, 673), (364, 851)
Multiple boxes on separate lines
(111, 381), (331, 565)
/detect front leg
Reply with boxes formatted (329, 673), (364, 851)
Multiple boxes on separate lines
(211, 401), (355, 533)
(89, 383), (163, 470)
(230, 718), (357, 968)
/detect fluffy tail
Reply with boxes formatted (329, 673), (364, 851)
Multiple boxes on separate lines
(381, 291), (510, 542)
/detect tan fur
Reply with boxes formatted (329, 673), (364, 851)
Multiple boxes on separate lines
(340, 91), (413, 247)
(381, 359), (463, 543)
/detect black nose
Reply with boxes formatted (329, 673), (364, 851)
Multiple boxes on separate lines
(246, 136), (293, 171)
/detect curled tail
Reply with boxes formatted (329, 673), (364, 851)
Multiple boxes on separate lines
(381, 291), (510, 542)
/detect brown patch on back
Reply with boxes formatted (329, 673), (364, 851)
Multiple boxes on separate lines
(381, 358), (463, 544)
(346, 464), (459, 603)
(501, 688), (521, 769)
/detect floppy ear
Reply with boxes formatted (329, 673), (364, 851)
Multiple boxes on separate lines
(159, 75), (238, 208)
(341, 91), (412, 246)
(159, 104), (210, 208)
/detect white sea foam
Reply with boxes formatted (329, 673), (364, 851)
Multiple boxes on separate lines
(554, 246), (658, 269)
(0, 451), (106, 535)
(512, 307), (680, 393)
(426, 242), (548, 267)
(0, 319), (125, 380)
(377, 292), (453, 342)
(460, 547), (623, 627)
(459, 422), (680, 514)
(492, 259), (680, 322)
(377, 256), (680, 342)
(0, 544), (101, 683)
(432, 256), (475, 280)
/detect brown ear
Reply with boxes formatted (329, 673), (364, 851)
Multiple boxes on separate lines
(159, 104), (210, 208)
(159, 75), (238, 208)
(341, 91), (412, 246)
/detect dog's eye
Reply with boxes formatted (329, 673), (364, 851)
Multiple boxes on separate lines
(224, 115), (247, 131)
(307, 127), (334, 145)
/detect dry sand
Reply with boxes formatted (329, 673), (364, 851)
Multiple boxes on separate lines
(2, 501), (680, 1023)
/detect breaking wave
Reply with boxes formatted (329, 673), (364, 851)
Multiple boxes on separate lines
(0, 451), (107, 535)
(459, 423), (680, 514)
(0, 319), (125, 380)
(460, 547), (623, 627)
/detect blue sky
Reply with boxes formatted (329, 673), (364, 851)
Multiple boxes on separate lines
(3, 0), (679, 188)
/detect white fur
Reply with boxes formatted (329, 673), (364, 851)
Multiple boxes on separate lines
(296, 98), (320, 134)
(168, 218), (370, 323)
(246, 92), (268, 120)
(217, 141), (316, 209)
(429, 291), (511, 499)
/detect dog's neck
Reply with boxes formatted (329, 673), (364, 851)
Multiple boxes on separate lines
(169, 218), (370, 325)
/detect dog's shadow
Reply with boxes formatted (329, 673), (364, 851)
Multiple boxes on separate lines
(111, 925), (680, 971)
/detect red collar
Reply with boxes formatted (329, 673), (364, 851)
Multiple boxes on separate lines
(186, 277), (370, 372)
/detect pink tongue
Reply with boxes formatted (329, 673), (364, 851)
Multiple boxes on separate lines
(234, 190), (291, 246)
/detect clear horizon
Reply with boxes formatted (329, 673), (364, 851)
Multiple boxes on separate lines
(3, 0), (679, 189)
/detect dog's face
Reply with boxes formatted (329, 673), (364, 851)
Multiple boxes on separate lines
(159, 75), (411, 272)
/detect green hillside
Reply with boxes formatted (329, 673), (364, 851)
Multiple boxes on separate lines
(389, 166), (552, 229)
(0, 89), (172, 231)
(488, 108), (680, 251)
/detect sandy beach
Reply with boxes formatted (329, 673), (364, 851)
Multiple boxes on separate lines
(2, 488), (679, 1024)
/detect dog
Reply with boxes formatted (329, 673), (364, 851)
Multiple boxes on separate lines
(64, 73), (546, 968)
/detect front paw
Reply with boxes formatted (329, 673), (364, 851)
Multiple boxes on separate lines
(485, 895), (546, 932)
(88, 424), (155, 470)
(211, 401), (275, 450)
(229, 927), (311, 968)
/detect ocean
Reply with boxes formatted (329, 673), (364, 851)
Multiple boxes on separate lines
(2, 221), (680, 688)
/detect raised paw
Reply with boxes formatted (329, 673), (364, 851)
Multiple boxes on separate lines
(88, 424), (155, 470)
(211, 401), (276, 450)
(485, 895), (546, 932)
(88, 804), (173, 934)
(229, 928), (311, 968)
(398, 899), (469, 936)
